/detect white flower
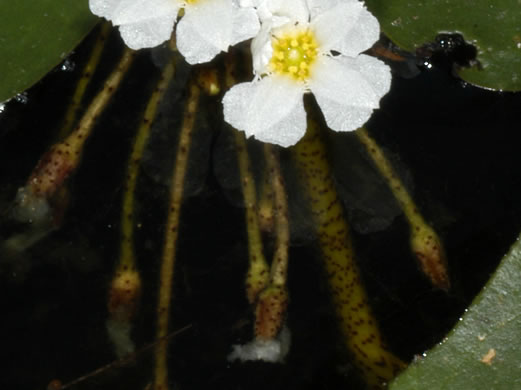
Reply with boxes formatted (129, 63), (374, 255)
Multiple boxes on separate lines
(223, 0), (391, 147)
(89, 0), (260, 64)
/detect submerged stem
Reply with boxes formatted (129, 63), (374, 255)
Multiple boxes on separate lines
(356, 127), (450, 290)
(153, 79), (200, 390)
(119, 58), (177, 272)
(234, 131), (271, 304)
(253, 145), (290, 341)
(107, 57), (177, 358)
(57, 22), (111, 139)
(28, 47), (135, 200)
(8, 47), (135, 254)
(264, 145), (289, 290)
(293, 113), (405, 388)
(257, 170), (275, 233)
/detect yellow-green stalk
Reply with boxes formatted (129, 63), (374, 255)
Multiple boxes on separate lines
(254, 145), (290, 341)
(234, 132), (271, 304)
(356, 128), (449, 290)
(257, 169), (275, 234)
(26, 48), (135, 202)
(57, 22), (112, 139)
(11, 48), (134, 233)
(153, 79), (200, 390)
(107, 57), (177, 359)
(292, 114), (405, 388)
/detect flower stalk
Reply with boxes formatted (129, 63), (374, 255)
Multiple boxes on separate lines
(6, 48), (134, 255)
(356, 127), (450, 290)
(235, 131), (271, 304)
(257, 170), (275, 233)
(254, 144), (290, 341)
(292, 108), (405, 388)
(57, 22), (112, 139)
(154, 78), (200, 390)
(107, 56), (177, 358)
(19, 48), (134, 211)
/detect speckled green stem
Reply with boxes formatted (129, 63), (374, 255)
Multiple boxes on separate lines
(154, 79), (200, 390)
(108, 57), (177, 328)
(253, 145), (289, 341)
(28, 48), (135, 200)
(356, 127), (449, 290)
(292, 115), (405, 389)
(57, 22), (111, 139)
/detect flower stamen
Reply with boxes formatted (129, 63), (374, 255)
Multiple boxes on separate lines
(269, 29), (318, 81)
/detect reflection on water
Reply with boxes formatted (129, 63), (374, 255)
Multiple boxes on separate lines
(1, 26), (521, 390)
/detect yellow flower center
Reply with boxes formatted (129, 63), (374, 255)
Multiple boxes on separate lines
(269, 29), (319, 81)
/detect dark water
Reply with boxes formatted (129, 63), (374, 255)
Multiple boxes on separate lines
(1, 26), (521, 390)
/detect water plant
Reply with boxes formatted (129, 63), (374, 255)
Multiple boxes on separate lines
(1, 1), (521, 390)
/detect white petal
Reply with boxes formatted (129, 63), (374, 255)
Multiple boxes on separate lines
(230, 2), (261, 46)
(239, 0), (257, 7)
(254, 97), (306, 147)
(112, 0), (179, 25)
(223, 83), (252, 133)
(251, 22), (273, 74)
(89, 0), (124, 20)
(177, 0), (238, 64)
(307, 0), (359, 18)
(309, 55), (391, 132)
(310, 2), (380, 57)
(93, 0), (179, 49)
(223, 76), (306, 147)
(118, 14), (176, 49)
(260, 0), (310, 24)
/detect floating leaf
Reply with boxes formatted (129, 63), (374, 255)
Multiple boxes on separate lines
(366, 0), (521, 91)
(390, 233), (521, 389)
(0, 1), (98, 102)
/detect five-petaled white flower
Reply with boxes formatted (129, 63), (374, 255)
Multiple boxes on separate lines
(223, 0), (391, 147)
(89, 0), (260, 64)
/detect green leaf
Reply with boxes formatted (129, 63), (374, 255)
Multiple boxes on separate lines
(366, 0), (521, 91)
(390, 233), (521, 389)
(0, 1), (98, 103)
